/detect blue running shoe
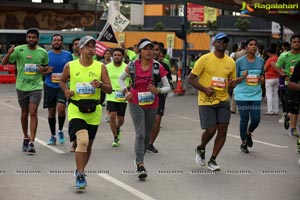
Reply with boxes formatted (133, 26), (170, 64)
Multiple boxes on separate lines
(57, 131), (65, 144)
(47, 135), (56, 145)
(76, 174), (87, 190)
(22, 138), (30, 152)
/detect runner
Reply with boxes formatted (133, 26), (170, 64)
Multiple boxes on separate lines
(188, 32), (236, 171)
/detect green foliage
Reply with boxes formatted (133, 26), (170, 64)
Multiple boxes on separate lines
(235, 18), (250, 32)
(154, 22), (165, 31)
(207, 20), (217, 31)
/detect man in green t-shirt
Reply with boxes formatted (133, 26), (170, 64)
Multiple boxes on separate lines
(275, 34), (300, 137)
(2, 28), (49, 154)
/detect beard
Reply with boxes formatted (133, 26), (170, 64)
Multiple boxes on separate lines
(28, 41), (37, 48)
(293, 47), (300, 51)
(52, 45), (62, 50)
(114, 60), (122, 65)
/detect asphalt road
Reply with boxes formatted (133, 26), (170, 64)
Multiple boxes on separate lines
(0, 84), (299, 200)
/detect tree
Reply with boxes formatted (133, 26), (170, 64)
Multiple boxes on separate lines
(235, 17), (250, 32)
(154, 22), (165, 31)
(207, 20), (217, 31)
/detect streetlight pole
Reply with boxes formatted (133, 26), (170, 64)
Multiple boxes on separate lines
(182, 2), (187, 79)
(94, 0), (100, 31)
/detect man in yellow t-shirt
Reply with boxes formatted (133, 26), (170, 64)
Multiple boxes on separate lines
(106, 48), (130, 147)
(188, 32), (236, 171)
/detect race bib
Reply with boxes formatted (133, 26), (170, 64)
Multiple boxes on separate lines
(115, 90), (125, 101)
(246, 74), (259, 86)
(76, 83), (95, 97)
(211, 77), (226, 91)
(138, 92), (154, 106)
(290, 66), (294, 75)
(24, 64), (38, 75)
(51, 73), (62, 83)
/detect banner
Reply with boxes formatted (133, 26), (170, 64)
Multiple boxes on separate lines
(108, 10), (130, 32)
(95, 40), (108, 57)
(98, 22), (118, 44)
(187, 3), (204, 22)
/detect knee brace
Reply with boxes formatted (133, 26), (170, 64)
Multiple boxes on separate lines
(75, 129), (89, 152)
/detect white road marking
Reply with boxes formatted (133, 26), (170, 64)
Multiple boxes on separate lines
(0, 101), (156, 200)
(34, 138), (65, 154)
(98, 174), (156, 200)
(166, 113), (289, 149)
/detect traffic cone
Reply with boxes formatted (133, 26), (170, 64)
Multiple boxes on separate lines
(174, 67), (185, 94)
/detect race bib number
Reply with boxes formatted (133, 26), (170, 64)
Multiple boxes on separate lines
(290, 66), (294, 75)
(51, 73), (62, 83)
(138, 92), (154, 106)
(76, 83), (95, 97)
(211, 77), (226, 91)
(246, 74), (259, 86)
(24, 64), (38, 75)
(115, 90), (125, 101)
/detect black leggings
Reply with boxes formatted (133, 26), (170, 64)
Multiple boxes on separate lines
(279, 89), (288, 113)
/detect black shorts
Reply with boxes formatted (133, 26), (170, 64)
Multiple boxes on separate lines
(43, 84), (66, 108)
(106, 101), (127, 116)
(286, 87), (300, 114)
(68, 119), (99, 142)
(158, 93), (167, 116)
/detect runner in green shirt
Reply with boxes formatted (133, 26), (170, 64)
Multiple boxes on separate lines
(2, 28), (49, 154)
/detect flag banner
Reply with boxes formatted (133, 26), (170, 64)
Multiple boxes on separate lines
(108, 10), (130, 32)
(95, 40), (108, 57)
(98, 23), (118, 44)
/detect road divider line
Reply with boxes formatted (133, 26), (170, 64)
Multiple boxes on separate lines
(227, 134), (288, 148)
(167, 113), (289, 149)
(98, 173), (156, 200)
(34, 138), (65, 154)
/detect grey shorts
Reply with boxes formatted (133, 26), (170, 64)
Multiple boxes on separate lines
(16, 89), (42, 107)
(199, 101), (231, 129)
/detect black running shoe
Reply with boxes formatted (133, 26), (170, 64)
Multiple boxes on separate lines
(195, 146), (205, 166)
(22, 138), (30, 152)
(147, 144), (159, 153)
(27, 143), (36, 154)
(240, 144), (249, 153)
(246, 133), (253, 147)
(207, 159), (220, 171)
(284, 113), (290, 130)
(136, 165), (147, 179)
